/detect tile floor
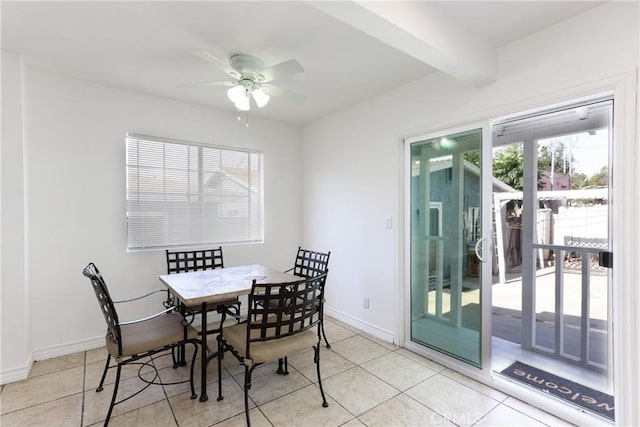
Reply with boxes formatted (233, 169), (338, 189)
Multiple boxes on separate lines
(0, 317), (575, 427)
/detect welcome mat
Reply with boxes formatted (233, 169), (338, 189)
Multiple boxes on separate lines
(500, 361), (615, 421)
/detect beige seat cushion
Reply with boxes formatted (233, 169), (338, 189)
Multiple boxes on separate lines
(223, 322), (318, 366)
(106, 312), (198, 358)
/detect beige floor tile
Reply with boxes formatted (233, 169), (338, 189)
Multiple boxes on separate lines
(329, 335), (390, 365)
(97, 399), (177, 427)
(149, 349), (186, 371)
(0, 318), (584, 427)
(84, 357), (152, 392)
(395, 348), (447, 373)
(259, 384), (352, 427)
(406, 375), (500, 427)
(341, 418), (366, 427)
(323, 366), (398, 416)
(29, 353), (85, 378)
(321, 319), (359, 344)
(233, 362), (312, 406)
(220, 356), (245, 377)
(360, 334), (399, 351)
(358, 394), (454, 427)
(1, 366), (84, 414)
(502, 397), (577, 427)
(158, 358), (230, 398)
(361, 352), (437, 391)
(0, 394), (82, 427)
(151, 339), (206, 371)
(85, 347), (109, 365)
(170, 377), (248, 427)
(324, 317), (362, 335)
(442, 369), (508, 402)
(213, 408), (270, 427)
(287, 348), (355, 382)
(475, 403), (547, 426)
(82, 374), (167, 426)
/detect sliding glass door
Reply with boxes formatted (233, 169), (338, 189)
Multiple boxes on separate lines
(406, 126), (491, 367)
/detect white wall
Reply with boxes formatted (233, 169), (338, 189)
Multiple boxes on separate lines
(1, 51), (31, 382)
(0, 60), (303, 381)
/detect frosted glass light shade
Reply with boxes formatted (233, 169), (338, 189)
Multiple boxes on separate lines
(252, 89), (270, 108)
(228, 86), (250, 110)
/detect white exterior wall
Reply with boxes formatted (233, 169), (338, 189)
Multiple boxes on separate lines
(0, 61), (302, 381)
(302, 2), (638, 423)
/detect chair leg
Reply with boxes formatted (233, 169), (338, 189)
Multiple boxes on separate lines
(177, 303), (187, 367)
(189, 342), (198, 399)
(171, 347), (179, 369)
(244, 365), (257, 427)
(216, 333), (224, 402)
(276, 357), (289, 375)
(235, 300), (242, 323)
(96, 354), (111, 392)
(104, 364), (122, 426)
(320, 319), (331, 348)
(314, 344), (329, 408)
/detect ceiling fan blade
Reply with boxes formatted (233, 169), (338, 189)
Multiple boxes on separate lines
(177, 80), (237, 89)
(189, 49), (236, 76)
(261, 84), (307, 105)
(258, 59), (304, 82)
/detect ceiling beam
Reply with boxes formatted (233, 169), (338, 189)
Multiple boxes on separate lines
(308, 1), (497, 86)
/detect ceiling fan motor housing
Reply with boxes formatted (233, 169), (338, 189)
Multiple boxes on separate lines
(229, 54), (265, 80)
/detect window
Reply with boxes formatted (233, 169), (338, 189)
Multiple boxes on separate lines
(126, 133), (263, 251)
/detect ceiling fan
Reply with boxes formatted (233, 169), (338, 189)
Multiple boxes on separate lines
(182, 49), (307, 111)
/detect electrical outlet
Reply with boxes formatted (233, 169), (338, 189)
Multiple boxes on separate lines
(363, 297), (370, 309)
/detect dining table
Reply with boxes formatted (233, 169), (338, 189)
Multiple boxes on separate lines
(158, 264), (299, 402)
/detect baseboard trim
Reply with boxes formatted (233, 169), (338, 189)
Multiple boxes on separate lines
(324, 306), (396, 344)
(32, 336), (105, 362)
(0, 355), (33, 385)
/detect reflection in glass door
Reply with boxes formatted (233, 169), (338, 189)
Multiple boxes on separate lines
(409, 128), (484, 366)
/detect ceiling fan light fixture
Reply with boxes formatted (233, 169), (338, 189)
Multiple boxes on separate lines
(252, 88), (270, 108)
(228, 85), (250, 111)
(234, 99), (250, 111)
(227, 85), (247, 104)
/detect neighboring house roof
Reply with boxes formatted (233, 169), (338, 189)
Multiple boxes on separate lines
(412, 158), (517, 193)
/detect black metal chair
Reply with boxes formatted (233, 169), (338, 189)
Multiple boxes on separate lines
(166, 247), (225, 273)
(165, 247), (241, 365)
(285, 247), (331, 348)
(82, 263), (199, 426)
(221, 273), (330, 427)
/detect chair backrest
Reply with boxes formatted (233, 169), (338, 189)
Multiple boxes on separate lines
(292, 247), (330, 278)
(82, 263), (122, 355)
(166, 247), (224, 274)
(246, 273), (328, 349)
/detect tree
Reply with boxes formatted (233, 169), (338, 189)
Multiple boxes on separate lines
(464, 151), (481, 168)
(588, 166), (608, 187)
(571, 172), (588, 189)
(492, 144), (525, 190)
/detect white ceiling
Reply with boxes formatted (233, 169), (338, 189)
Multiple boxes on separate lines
(1, 1), (604, 125)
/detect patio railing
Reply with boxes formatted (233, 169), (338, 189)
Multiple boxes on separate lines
(531, 242), (608, 370)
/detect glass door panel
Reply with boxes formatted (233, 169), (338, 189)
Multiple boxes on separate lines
(410, 128), (483, 367)
(492, 98), (613, 395)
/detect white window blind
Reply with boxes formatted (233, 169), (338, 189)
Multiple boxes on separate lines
(126, 133), (263, 251)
